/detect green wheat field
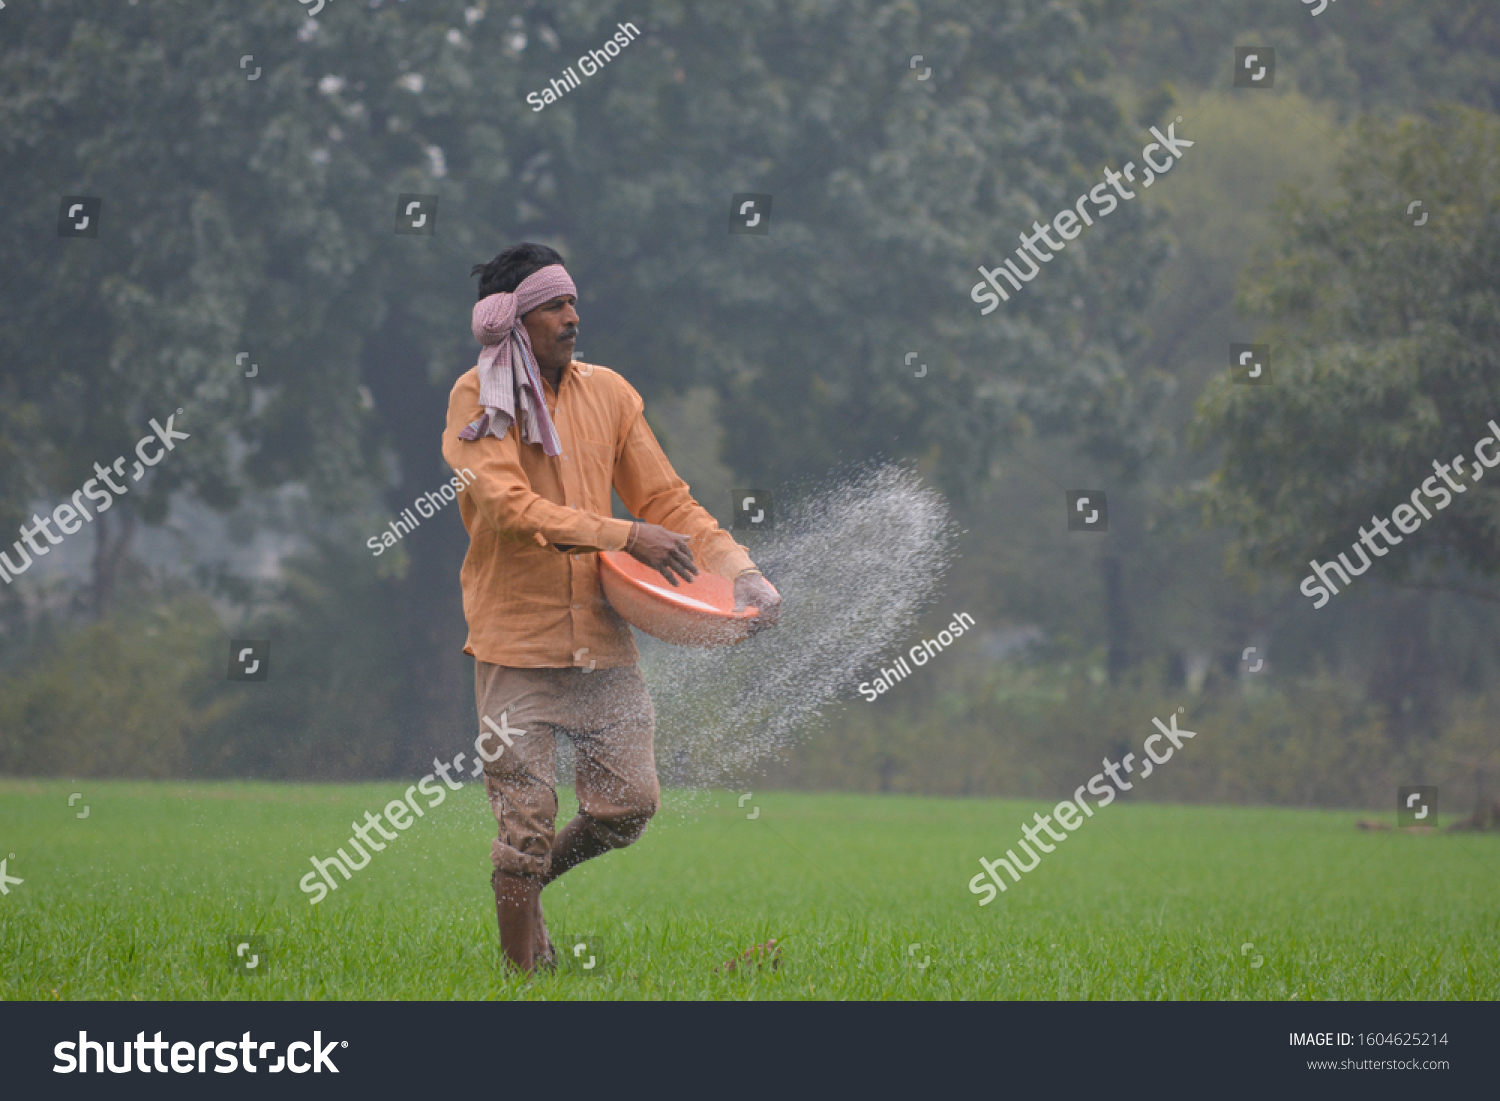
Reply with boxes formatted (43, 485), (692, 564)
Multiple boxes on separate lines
(1, 779), (1496, 1000)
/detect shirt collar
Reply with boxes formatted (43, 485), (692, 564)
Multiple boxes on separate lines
(540, 359), (575, 397)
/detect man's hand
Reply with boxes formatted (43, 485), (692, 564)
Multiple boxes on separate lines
(733, 572), (781, 633)
(626, 522), (699, 586)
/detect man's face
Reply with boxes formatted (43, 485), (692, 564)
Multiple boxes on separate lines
(521, 294), (579, 370)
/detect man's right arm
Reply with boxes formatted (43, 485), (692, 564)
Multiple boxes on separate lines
(440, 380), (633, 553)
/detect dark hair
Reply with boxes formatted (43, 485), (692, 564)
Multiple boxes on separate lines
(470, 243), (566, 300)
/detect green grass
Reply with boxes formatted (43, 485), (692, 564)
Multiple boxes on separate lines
(1, 779), (1496, 1000)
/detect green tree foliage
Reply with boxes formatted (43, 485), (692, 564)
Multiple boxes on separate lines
(1105, 0), (1500, 116)
(0, 588), (227, 777)
(1198, 106), (1500, 585)
(766, 654), (1500, 812)
(0, 0), (1167, 552)
(0, 0), (1169, 775)
(7, 0), (1498, 785)
(519, 0), (1172, 498)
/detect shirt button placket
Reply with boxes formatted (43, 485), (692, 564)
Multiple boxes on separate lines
(558, 402), (584, 636)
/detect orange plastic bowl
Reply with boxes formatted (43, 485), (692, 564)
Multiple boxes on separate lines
(597, 551), (775, 648)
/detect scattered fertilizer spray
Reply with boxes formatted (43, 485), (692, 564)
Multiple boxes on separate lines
(632, 461), (960, 788)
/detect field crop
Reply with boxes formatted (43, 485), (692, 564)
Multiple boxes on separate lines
(1, 780), (1496, 1000)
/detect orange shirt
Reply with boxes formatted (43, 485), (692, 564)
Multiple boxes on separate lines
(441, 359), (757, 669)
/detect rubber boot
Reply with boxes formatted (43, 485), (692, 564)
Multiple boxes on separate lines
(536, 814), (640, 969)
(492, 869), (540, 974)
(534, 894), (556, 971)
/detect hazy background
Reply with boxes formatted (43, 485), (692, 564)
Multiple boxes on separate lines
(3, 0), (1499, 814)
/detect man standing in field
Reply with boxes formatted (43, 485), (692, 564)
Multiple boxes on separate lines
(441, 243), (781, 974)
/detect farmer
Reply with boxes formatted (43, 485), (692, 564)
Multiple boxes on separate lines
(441, 243), (781, 973)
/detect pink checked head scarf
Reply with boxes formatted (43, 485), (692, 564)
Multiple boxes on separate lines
(457, 264), (577, 456)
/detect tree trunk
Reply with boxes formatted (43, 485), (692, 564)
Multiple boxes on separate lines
(1103, 555), (1130, 685)
(362, 311), (472, 774)
(91, 505), (135, 619)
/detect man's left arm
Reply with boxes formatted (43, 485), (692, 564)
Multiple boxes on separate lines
(612, 402), (781, 628)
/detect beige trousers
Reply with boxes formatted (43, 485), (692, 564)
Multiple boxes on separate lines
(474, 662), (660, 879)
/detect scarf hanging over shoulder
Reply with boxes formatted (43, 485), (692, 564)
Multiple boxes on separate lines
(457, 265), (576, 456)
